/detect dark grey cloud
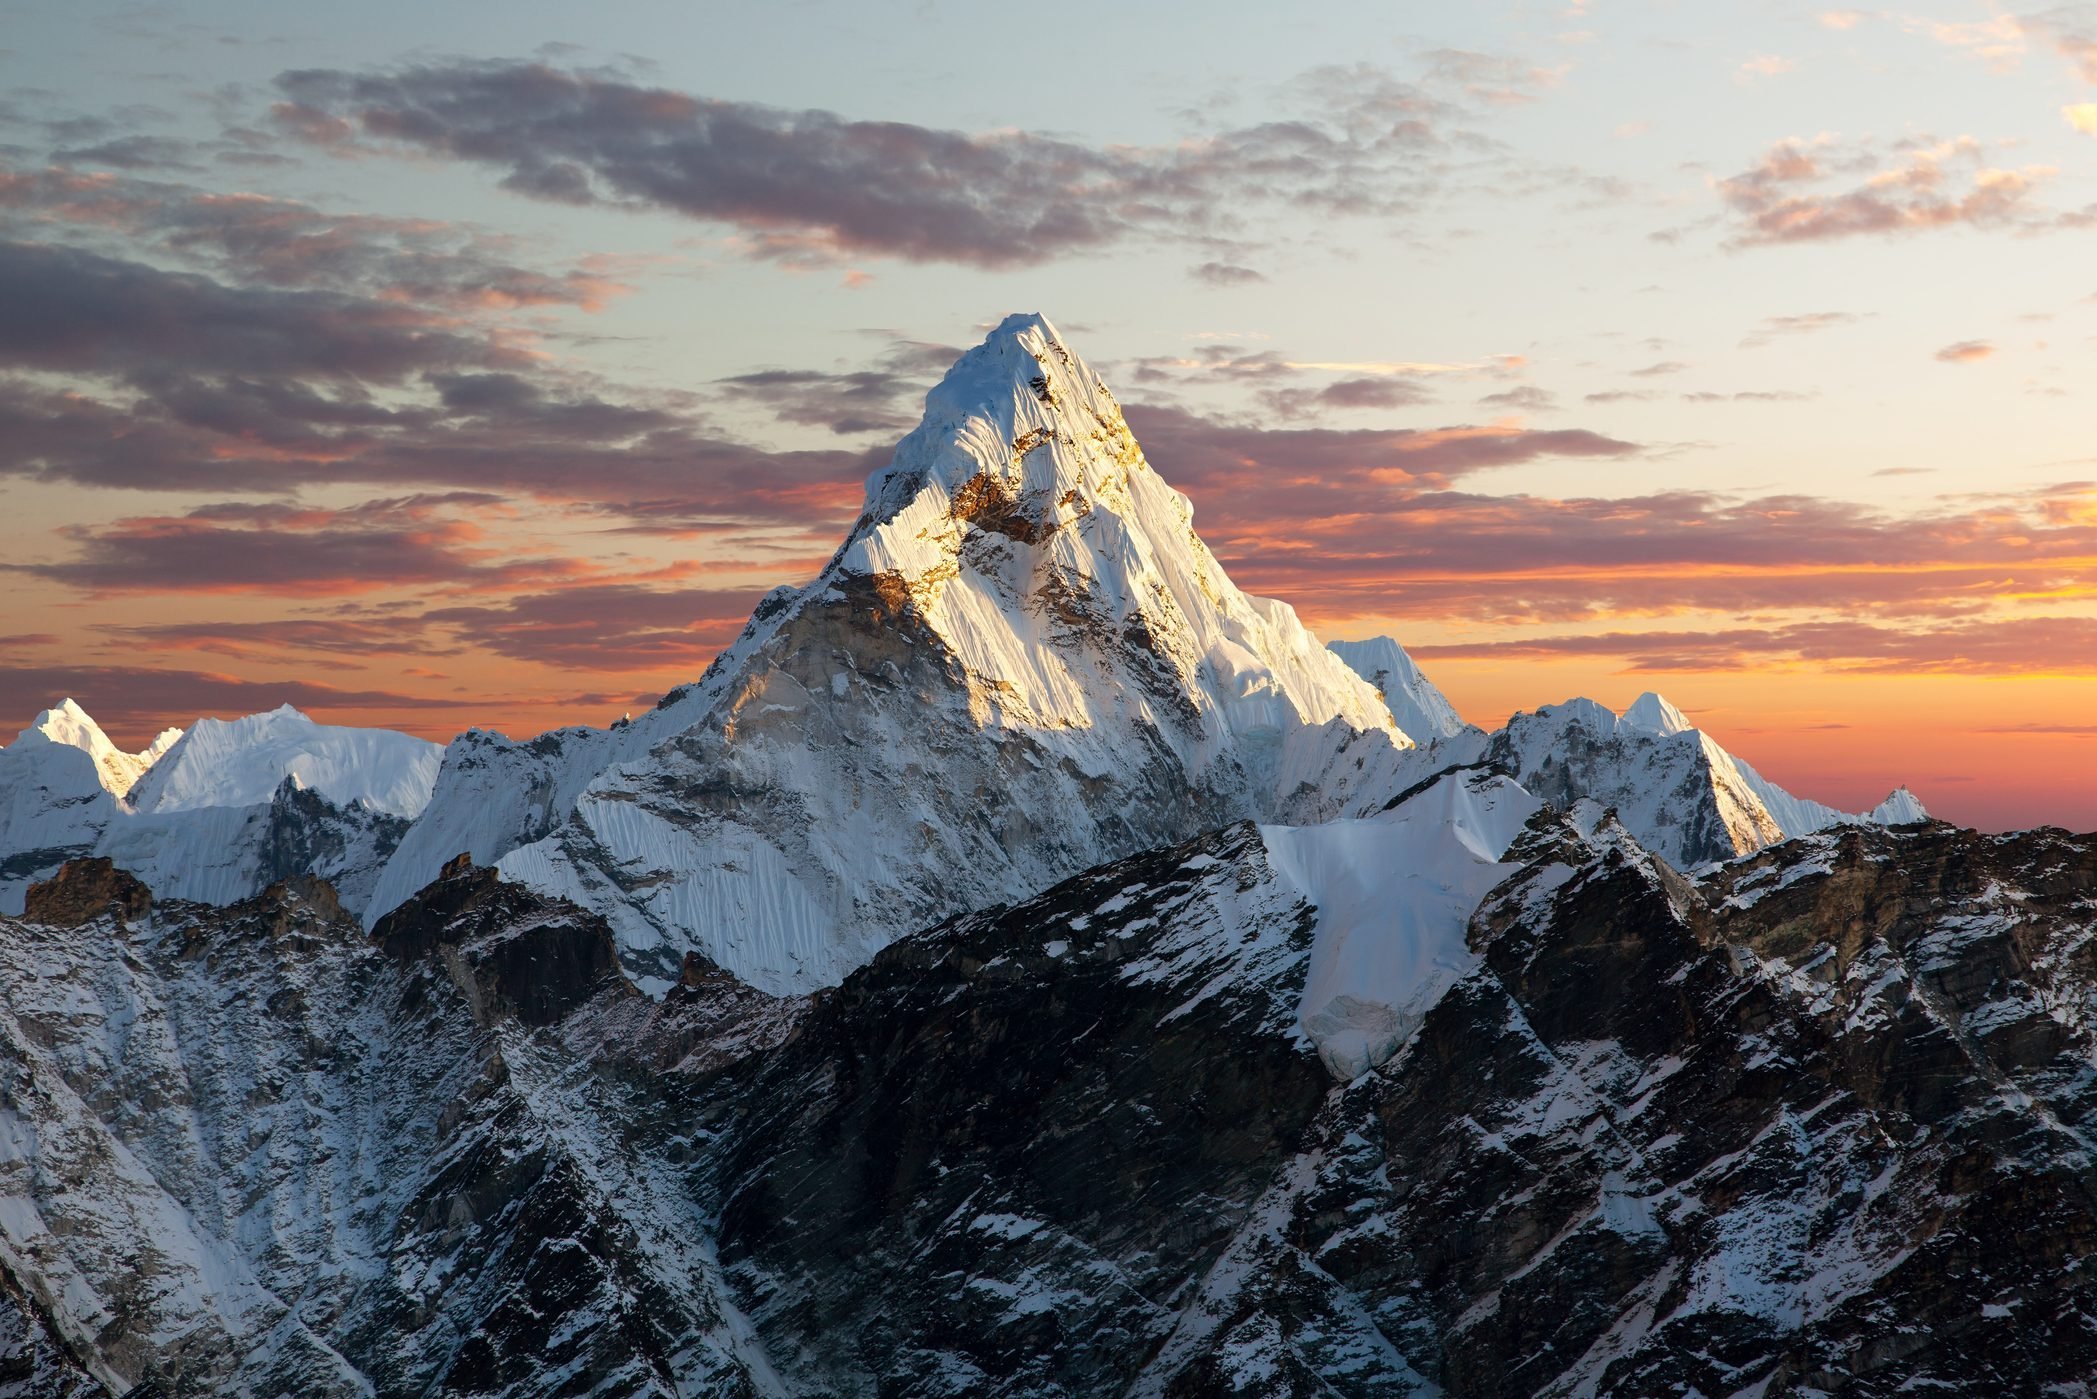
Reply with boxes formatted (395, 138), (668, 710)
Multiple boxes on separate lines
(0, 164), (631, 310)
(270, 60), (1448, 267)
(0, 238), (504, 382)
(1190, 261), (1266, 286)
(102, 617), (443, 663)
(1303, 376), (1435, 412)
(421, 583), (772, 669)
(714, 337), (960, 437)
(47, 134), (201, 170)
(1716, 136), (2049, 246)
(100, 584), (773, 674)
(1125, 346), (1299, 387)
(0, 217), (878, 526)
(0, 362), (883, 532)
(1124, 404), (1641, 522)
(9, 496), (567, 597)
(1478, 385), (1557, 411)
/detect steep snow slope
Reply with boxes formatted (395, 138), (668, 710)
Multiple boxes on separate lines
(366, 584), (805, 921)
(1328, 636), (1471, 743)
(0, 736), (116, 916)
(96, 776), (414, 912)
(127, 703), (440, 817)
(1490, 692), (1927, 868)
(387, 314), (1418, 992)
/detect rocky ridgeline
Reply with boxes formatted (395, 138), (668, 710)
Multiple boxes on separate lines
(1, 802), (2092, 1395)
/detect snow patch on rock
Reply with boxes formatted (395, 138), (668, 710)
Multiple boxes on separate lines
(1265, 772), (1541, 1079)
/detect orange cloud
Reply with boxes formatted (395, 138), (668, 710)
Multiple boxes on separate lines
(1934, 339), (1995, 363)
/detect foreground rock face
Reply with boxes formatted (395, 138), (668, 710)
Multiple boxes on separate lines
(19, 858), (151, 928)
(1, 813), (2093, 1394)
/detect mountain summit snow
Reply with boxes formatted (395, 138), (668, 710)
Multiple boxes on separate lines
(1327, 637), (1472, 743)
(376, 314), (1421, 991)
(13, 699), (181, 798)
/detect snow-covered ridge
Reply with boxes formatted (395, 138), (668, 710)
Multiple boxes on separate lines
(1489, 691), (1927, 869)
(127, 702), (441, 818)
(1328, 636), (1472, 743)
(1266, 770), (1540, 1078)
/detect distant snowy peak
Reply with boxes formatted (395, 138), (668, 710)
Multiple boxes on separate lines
(1869, 785), (1930, 826)
(1490, 693), (1922, 868)
(1, 698), (445, 915)
(1327, 637), (1472, 743)
(1620, 691), (1692, 737)
(128, 703), (443, 818)
(11, 698), (180, 798)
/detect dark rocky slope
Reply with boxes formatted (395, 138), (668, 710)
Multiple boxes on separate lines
(1, 811), (2093, 1395)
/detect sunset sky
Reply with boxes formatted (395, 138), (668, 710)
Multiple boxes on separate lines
(3, 0), (2094, 831)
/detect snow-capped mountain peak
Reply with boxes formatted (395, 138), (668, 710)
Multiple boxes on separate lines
(387, 313), (1419, 992)
(830, 312), (1400, 753)
(1327, 636), (1472, 742)
(12, 698), (180, 798)
(1490, 693), (1928, 868)
(1, 698), (445, 916)
(1620, 690), (1693, 737)
(1870, 785), (1929, 825)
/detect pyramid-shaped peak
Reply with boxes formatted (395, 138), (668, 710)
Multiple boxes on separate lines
(907, 312), (1109, 449)
(11, 698), (171, 798)
(22, 696), (105, 742)
(1621, 692), (1693, 737)
(845, 314), (1153, 581)
(1870, 785), (1929, 826)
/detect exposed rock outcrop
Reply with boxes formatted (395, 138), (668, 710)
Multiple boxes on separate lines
(21, 857), (150, 928)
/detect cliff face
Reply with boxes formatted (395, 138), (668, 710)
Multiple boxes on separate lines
(2, 815), (2094, 1396)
